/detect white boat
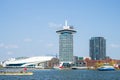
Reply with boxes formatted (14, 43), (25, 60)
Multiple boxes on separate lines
(97, 64), (115, 71)
(71, 66), (88, 70)
(0, 72), (33, 75)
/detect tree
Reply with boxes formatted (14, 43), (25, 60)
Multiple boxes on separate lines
(95, 61), (103, 68)
(109, 60), (116, 66)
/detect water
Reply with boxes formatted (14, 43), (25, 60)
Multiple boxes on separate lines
(0, 69), (120, 80)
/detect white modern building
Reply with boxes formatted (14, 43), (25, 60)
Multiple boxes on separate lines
(2, 56), (54, 68)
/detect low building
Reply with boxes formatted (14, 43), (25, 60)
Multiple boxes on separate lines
(73, 56), (87, 67)
(84, 58), (120, 69)
(2, 56), (56, 68)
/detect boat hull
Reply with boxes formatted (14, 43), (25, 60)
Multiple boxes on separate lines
(97, 68), (115, 71)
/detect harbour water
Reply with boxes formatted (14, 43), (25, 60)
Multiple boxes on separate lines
(0, 68), (120, 80)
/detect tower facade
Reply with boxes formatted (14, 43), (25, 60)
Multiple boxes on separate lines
(56, 21), (76, 64)
(89, 37), (106, 60)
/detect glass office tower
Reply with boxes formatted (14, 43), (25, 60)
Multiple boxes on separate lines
(56, 21), (76, 63)
(90, 37), (106, 60)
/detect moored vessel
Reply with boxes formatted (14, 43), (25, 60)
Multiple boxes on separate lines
(0, 72), (33, 75)
(97, 64), (115, 71)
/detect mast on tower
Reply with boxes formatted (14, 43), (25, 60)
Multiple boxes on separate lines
(63, 20), (70, 29)
(65, 20), (68, 27)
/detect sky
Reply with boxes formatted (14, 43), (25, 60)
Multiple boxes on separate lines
(0, 0), (120, 61)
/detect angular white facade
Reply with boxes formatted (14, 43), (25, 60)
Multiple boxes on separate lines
(2, 56), (54, 68)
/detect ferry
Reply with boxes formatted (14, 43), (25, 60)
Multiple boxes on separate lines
(97, 64), (115, 71)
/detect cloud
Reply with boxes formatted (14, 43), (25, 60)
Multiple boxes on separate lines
(24, 38), (32, 42)
(110, 44), (120, 48)
(0, 43), (4, 48)
(48, 22), (62, 29)
(5, 44), (19, 49)
(46, 43), (54, 48)
(7, 51), (14, 55)
(0, 43), (19, 49)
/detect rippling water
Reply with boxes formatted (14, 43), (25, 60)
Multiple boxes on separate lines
(0, 68), (120, 80)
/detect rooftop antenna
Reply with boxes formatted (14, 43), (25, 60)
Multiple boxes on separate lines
(65, 20), (68, 27)
(63, 20), (70, 29)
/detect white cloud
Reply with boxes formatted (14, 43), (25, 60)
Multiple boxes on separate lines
(0, 43), (4, 48)
(110, 44), (120, 48)
(24, 38), (32, 42)
(0, 43), (19, 49)
(46, 43), (54, 48)
(48, 22), (62, 29)
(7, 51), (14, 55)
(5, 44), (19, 49)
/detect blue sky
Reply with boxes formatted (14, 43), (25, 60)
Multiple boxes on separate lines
(0, 0), (120, 61)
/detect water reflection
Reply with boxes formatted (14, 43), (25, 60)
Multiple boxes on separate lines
(0, 68), (120, 80)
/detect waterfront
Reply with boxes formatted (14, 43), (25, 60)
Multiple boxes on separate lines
(0, 69), (120, 80)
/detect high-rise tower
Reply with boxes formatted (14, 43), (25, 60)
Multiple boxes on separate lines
(89, 37), (106, 60)
(56, 21), (76, 65)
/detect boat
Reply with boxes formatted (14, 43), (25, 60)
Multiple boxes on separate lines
(97, 64), (115, 71)
(0, 72), (33, 75)
(71, 66), (88, 70)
